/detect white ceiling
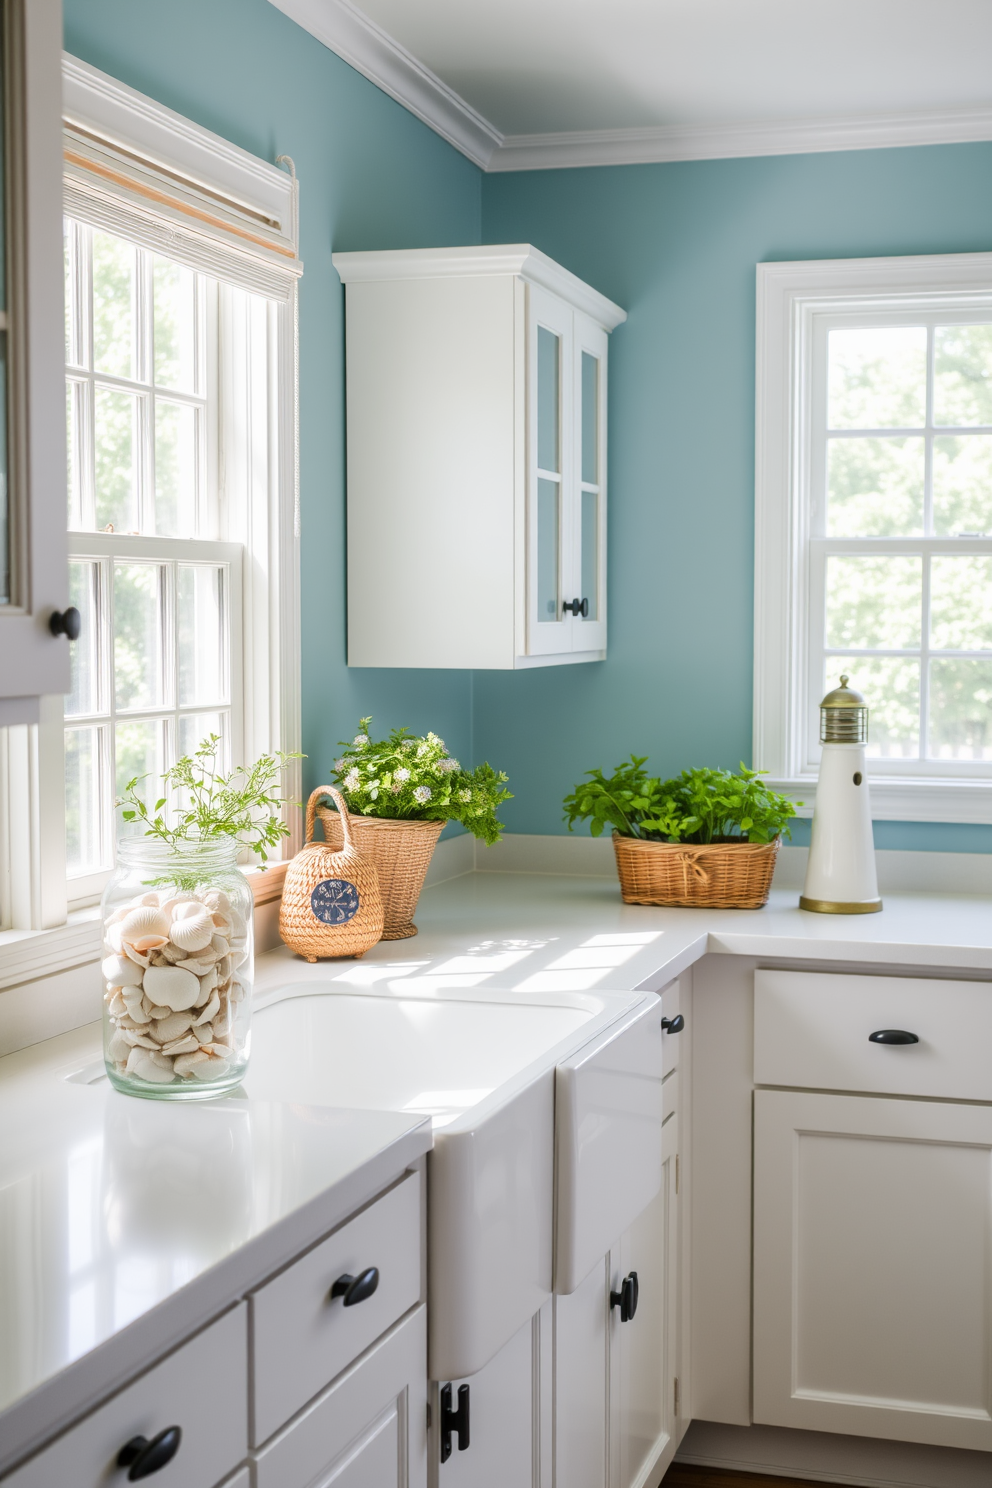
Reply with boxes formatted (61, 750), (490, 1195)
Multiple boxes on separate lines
(351, 0), (992, 136)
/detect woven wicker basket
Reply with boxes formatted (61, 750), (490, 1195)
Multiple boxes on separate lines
(612, 832), (780, 909)
(279, 787), (384, 961)
(317, 807), (445, 940)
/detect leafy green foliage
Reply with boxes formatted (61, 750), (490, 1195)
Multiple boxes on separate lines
(119, 735), (302, 860)
(332, 718), (511, 846)
(563, 758), (798, 844)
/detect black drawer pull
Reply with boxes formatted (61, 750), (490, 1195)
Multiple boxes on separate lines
(117, 1426), (181, 1480)
(610, 1270), (639, 1322)
(49, 606), (81, 640)
(868, 1029), (919, 1045)
(661, 1014), (684, 1035)
(330, 1266), (380, 1306)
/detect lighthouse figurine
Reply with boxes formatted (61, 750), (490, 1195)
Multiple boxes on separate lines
(800, 675), (882, 914)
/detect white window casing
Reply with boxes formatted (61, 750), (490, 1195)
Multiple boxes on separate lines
(754, 252), (992, 824)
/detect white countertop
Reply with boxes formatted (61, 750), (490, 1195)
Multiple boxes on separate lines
(2, 866), (990, 1473)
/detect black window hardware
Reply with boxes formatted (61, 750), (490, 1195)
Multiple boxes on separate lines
(330, 1266), (380, 1306)
(117, 1427), (182, 1480)
(439, 1382), (470, 1461)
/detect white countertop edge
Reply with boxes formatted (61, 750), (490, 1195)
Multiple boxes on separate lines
(0, 1119), (431, 1479)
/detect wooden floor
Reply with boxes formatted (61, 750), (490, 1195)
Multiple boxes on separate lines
(662, 1465), (842, 1488)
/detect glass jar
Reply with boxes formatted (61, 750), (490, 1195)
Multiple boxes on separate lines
(101, 838), (253, 1100)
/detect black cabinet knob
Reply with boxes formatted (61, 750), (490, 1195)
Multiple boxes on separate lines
(117, 1426), (182, 1480)
(661, 1014), (684, 1035)
(868, 1029), (919, 1045)
(49, 606), (81, 640)
(562, 597), (589, 617)
(610, 1270), (639, 1323)
(330, 1266), (379, 1306)
(440, 1382), (470, 1461)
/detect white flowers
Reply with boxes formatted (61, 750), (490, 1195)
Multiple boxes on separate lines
(353, 734), (370, 748)
(333, 758), (346, 772)
(437, 757), (460, 774)
(413, 785), (432, 803)
(344, 769), (360, 790)
(395, 767), (411, 782)
(416, 742), (431, 758)
(459, 789), (472, 803)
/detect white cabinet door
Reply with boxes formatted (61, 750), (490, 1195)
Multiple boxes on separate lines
(555, 1257), (610, 1488)
(571, 310), (608, 655)
(527, 282), (574, 657)
(434, 1312), (541, 1486)
(754, 1089), (992, 1452)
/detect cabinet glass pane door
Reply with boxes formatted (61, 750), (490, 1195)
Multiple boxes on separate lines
(580, 351), (600, 622)
(537, 326), (562, 622)
(0, 30), (7, 608)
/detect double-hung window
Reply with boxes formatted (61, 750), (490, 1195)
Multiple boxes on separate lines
(755, 253), (992, 822)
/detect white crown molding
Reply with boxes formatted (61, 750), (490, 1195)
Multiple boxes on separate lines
(267, 0), (501, 168)
(332, 242), (626, 328)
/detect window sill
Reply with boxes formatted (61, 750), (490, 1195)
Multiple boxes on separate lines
(767, 775), (992, 825)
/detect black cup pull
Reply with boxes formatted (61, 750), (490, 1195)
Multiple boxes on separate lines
(117, 1426), (182, 1480)
(330, 1266), (380, 1306)
(610, 1270), (639, 1322)
(440, 1382), (470, 1461)
(562, 597), (589, 617)
(868, 1029), (919, 1045)
(49, 606), (81, 641)
(661, 1014), (685, 1035)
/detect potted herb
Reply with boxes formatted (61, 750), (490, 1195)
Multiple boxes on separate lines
(102, 736), (300, 1099)
(322, 718), (511, 938)
(563, 759), (797, 908)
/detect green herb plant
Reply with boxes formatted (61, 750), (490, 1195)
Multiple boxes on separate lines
(331, 717), (511, 846)
(119, 734), (303, 863)
(564, 758), (798, 844)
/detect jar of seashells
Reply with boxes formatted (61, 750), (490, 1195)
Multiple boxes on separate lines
(101, 838), (253, 1099)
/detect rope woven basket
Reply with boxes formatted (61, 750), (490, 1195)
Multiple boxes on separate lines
(279, 787), (384, 961)
(612, 833), (780, 909)
(317, 807), (444, 939)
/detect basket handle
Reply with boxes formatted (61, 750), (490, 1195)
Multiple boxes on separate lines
(306, 786), (354, 850)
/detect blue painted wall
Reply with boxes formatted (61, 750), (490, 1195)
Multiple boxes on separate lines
(480, 146), (992, 850)
(63, 0), (481, 809)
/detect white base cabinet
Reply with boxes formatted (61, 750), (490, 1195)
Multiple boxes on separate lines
(754, 1088), (992, 1452)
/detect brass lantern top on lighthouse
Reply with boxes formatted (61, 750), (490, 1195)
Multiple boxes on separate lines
(819, 674), (868, 744)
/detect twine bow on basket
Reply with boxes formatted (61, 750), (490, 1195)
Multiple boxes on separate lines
(674, 849), (710, 895)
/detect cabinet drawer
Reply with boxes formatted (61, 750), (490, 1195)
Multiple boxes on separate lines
(253, 1305), (426, 1488)
(754, 970), (992, 1100)
(5, 1306), (247, 1488)
(251, 1170), (421, 1444)
(660, 980), (682, 1078)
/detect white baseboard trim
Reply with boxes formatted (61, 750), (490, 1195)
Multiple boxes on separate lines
(677, 1421), (992, 1488)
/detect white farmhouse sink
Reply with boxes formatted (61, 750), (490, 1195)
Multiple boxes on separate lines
(244, 983), (659, 1380)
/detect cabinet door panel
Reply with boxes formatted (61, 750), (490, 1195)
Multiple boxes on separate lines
(571, 312), (608, 654)
(555, 1257), (609, 1488)
(616, 1168), (673, 1488)
(436, 1313), (538, 1486)
(754, 1090), (992, 1451)
(526, 284), (573, 657)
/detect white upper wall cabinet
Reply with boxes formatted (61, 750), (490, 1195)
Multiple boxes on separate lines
(0, 0), (71, 723)
(333, 245), (625, 669)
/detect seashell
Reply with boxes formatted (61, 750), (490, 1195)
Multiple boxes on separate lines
(210, 910), (233, 936)
(192, 1054), (230, 1080)
(107, 1029), (131, 1063)
(202, 888), (230, 914)
(122, 990), (150, 1024)
(121, 906), (171, 943)
(228, 910), (248, 940)
(180, 949), (219, 977)
(162, 1033), (200, 1055)
(105, 922), (124, 954)
(229, 980), (245, 1003)
(142, 964), (200, 1012)
(126, 1047), (175, 1083)
(108, 991), (127, 1020)
(150, 1010), (193, 1044)
(209, 933), (230, 959)
(148, 1005), (171, 1019)
(160, 942), (189, 963)
(197, 966), (220, 1000)
(160, 894), (196, 917)
(139, 892), (160, 907)
(149, 949), (173, 967)
(106, 906), (129, 924)
(194, 991), (221, 1026)
(174, 1050), (211, 1077)
(169, 911), (214, 953)
(121, 1029), (160, 1049)
(230, 948), (249, 971)
(216, 956), (232, 983)
(102, 954), (143, 988)
(212, 1011), (232, 1039)
(173, 900), (206, 921)
(193, 1023), (213, 1045)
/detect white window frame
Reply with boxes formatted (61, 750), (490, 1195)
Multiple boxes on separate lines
(0, 56), (301, 988)
(755, 252), (992, 824)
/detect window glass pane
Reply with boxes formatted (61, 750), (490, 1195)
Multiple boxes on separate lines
(826, 436), (923, 536)
(581, 351), (598, 485)
(825, 555), (922, 650)
(934, 325), (992, 428)
(932, 435), (992, 535)
(0, 331), (7, 605)
(94, 387), (138, 532)
(66, 561), (101, 717)
(537, 476), (559, 622)
(66, 726), (107, 875)
(930, 556), (992, 651)
(154, 257), (196, 393)
(929, 660), (992, 759)
(114, 562), (165, 711)
(827, 656), (920, 758)
(64, 219), (72, 364)
(155, 400), (197, 536)
(179, 565), (226, 705)
(827, 327), (926, 429)
(92, 231), (135, 380)
(179, 711), (226, 762)
(580, 489), (598, 621)
(115, 719), (166, 833)
(537, 326), (559, 473)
